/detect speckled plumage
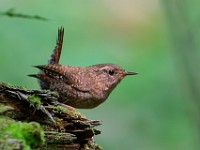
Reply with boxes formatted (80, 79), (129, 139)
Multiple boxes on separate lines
(29, 27), (138, 108)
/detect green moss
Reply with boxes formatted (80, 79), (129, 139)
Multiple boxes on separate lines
(6, 122), (45, 147)
(0, 104), (14, 114)
(0, 117), (45, 149)
(3, 82), (15, 87)
(44, 90), (59, 97)
(82, 139), (102, 150)
(28, 94), (41, 105)
(55, 105), (86, 119)
(3, 82), (28, 90)
(55, 105), (66, 112)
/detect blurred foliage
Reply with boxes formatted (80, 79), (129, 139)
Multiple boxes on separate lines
(0, 0), (200, 150)
(0, 8), (48, 21)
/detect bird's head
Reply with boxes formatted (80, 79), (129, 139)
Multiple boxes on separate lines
(90, 64), (138, 93)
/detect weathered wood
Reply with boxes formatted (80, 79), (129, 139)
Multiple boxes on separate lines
(0, 83), (102, 150)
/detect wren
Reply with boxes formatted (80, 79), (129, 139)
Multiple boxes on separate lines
(29, 27), (138, 109)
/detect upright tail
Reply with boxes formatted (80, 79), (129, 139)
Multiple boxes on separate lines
(29, 27), (64, 89)
(48, 27), (64, 65)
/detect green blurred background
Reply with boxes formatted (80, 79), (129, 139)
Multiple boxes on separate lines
(1, 0), (200, 150)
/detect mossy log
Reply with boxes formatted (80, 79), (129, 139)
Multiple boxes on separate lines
(0, 83), (102, 150)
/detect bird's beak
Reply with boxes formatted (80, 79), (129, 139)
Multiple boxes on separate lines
(125, 71), (139, 75)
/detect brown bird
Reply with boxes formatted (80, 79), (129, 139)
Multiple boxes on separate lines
(29, 27), (138, 109)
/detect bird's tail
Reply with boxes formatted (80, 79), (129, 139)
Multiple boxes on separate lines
(28, 74), (41, 79)
(48, 27), (64, 65)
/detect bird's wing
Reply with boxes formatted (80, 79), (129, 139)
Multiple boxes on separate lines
(33, 65), (71, 84)
(30, 65), (91, 92)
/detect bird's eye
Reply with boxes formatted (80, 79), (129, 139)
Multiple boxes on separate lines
(108, 70), (115, 75)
